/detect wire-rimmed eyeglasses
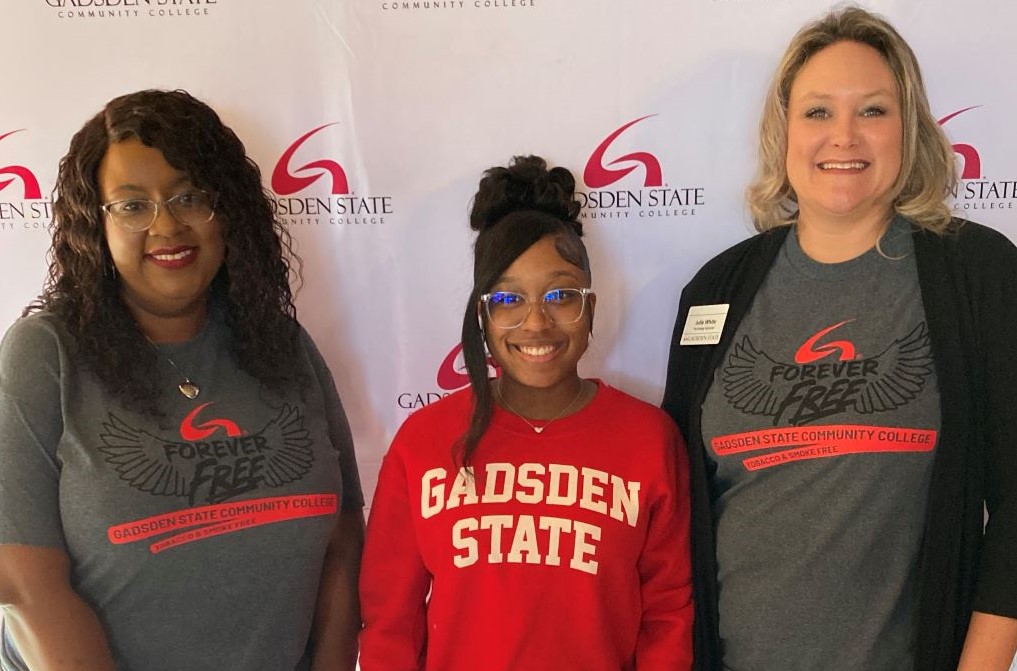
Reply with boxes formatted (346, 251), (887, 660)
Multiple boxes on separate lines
(101, 191), (217, 233)
(479, 287), (594, 329)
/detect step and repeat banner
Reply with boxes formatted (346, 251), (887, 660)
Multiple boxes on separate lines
(2, 0), (1015, 501)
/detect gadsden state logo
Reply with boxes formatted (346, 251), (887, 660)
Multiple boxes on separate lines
(0, 130), (42, 200)
(576, 115), (703, 220)
(939, 105), (1017, 213)
(938, 107), (981, 180)
(271, 124), (349, 196)
(397, 343), (499, 410)
(583, 115), (662, 189)
(269, 124), (392, 226)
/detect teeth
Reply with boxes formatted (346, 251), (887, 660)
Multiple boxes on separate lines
(152, 249), (194, 261)
(820, 161), (867, 170)
(517, 344), (555, 357)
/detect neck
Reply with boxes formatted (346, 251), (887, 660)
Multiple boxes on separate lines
(495, 375), (587, 420)
(796, 209), (894, 263)
(130, 302), (209, 344)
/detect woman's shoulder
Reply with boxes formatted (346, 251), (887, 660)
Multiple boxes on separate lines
(1, 310), (69, 359)
(0, 311), (73, 396)
(914, 217), (1017, 267)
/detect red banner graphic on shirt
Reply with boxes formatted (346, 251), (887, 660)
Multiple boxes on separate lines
(107, 493), (337, 554)
(711, 424), (936, 472)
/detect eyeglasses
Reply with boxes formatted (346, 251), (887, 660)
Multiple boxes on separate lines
(101, 191), (217, 232)
(480, 288), (594, 329)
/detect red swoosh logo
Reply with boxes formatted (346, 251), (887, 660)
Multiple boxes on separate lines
(0, 130), (42, 199)
(583, 116), (663, 189)
(794, 320), (856, 364)
(436, 343), (471, 391)
(180, 402), (245, 441)
(436, 343), (499, 391)
(271, 124), (349, 196)
(938, 106), (982, 180)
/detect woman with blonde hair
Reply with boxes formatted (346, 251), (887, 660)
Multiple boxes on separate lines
(662, 7), (1017, 670)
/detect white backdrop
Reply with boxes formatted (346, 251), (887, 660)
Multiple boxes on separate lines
(3, 0), (1016, 510)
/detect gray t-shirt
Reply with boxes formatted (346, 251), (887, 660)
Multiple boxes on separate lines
(701, 218), (939, 671)
(0, 307), (363, 671)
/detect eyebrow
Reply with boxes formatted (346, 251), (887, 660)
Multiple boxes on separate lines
(106, 175), (194, 197)
(793, 88), (896, 101)
(496, 269), (584, 286)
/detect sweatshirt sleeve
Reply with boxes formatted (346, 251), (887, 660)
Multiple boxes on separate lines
(635, 418), (695, 670)
(970, 228), (1017, 617)
(358, 429), (432, 671)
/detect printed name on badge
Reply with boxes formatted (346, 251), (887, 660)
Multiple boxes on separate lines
(679, 304), (729, 346)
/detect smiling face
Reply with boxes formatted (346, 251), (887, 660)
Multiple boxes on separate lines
(99, 137), (225, 338)
(483, 234), (594, 405)
(786, 40), (903, 230)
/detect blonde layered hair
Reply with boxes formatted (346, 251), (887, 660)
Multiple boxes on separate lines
(747, 6), (957, 233)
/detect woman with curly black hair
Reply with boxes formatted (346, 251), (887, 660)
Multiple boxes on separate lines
(0, 89), (364, 671)
(359, 156), (693, 670)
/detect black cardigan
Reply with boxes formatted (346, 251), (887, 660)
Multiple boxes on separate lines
(661, 220), (1017, 671)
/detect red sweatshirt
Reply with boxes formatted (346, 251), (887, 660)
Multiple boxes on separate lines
(359, 381), (693, 670)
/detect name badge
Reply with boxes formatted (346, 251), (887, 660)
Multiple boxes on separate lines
(679, 304), (729, 346)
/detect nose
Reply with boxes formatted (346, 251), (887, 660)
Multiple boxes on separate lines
(519, 300), (553, 330)
(147, 202), (187, 237)
(830, 114), (859, 148)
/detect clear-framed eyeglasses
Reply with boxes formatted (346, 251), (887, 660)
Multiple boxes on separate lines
(100, 191), (217, 233)
(480, 287), (594, 329)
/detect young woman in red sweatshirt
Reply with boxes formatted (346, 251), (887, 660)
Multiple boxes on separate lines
(359, 155), (693, 671)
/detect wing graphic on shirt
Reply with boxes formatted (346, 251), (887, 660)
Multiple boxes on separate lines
(98, 415), (191, 497)
(97, 405), (314, 501)
(721, 336), (793, 417)
(721, 322), (934, 423)
(254, 404), (314, 487)
(851, 321), (934, 413)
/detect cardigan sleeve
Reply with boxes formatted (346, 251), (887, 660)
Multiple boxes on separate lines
(966, 225), (1017, 617)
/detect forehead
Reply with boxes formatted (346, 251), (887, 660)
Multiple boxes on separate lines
(791, 40), (898, 99)
(97, 137), (191, 196)
(496, 235), (587, 287)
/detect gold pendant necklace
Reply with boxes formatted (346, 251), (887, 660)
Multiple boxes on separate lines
(495, 379), (586, 434)
(145, 336), (200, 400)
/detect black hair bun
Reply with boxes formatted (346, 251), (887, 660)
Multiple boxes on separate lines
(469, 155), (582, 234)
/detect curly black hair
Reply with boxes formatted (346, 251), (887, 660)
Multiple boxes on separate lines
(457, 155), (590, 469)
(26, 89), (302, 413)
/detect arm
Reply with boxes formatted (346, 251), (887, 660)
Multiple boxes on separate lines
(358, 445), (432, 671)
(300, 327), (367, 670)
(0, 319), (116, 669)
(635, 420), (694, 671)
(310, 509), (366, 671)
(0, 545), (116, 670)
(959, 228), (1017, 670)
(957, 612), (1017, 671)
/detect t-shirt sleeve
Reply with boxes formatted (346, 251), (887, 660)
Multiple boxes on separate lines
(301, 329), (364, 511)
(0, 316), (67, 549)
